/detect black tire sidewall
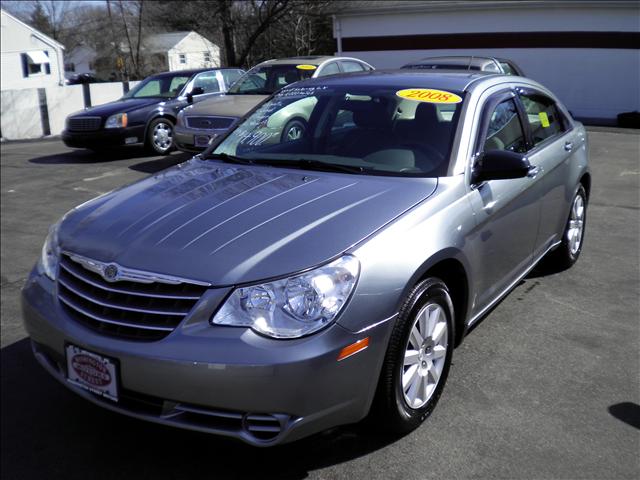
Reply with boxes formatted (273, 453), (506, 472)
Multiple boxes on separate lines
(565, 185), (587, 264)
(281, 118), (306, 142)
(376, 278), (455, 433)
(147, 118), (175, 155)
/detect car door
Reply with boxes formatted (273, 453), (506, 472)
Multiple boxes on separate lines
(516, 88), (581, 257)
(466, 91), (542, 314)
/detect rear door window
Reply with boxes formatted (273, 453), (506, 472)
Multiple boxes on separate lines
(499, 62), (516, 75)
(341, 61), (365, 73)
(519, 93), (566, 147)
(318, 62), (341, 77)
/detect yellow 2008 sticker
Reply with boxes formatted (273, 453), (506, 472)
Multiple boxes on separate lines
(396, 88), (462, 104)
(538, 111), (550, 128)
(296, 64), (317, 70)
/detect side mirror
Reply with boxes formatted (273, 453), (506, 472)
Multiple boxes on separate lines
(472, 150), (531, 184)
(186, 87), (205, 104)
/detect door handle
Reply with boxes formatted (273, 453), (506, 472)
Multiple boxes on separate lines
(564, 142), (573, 152)
(527, 165), (541, 178)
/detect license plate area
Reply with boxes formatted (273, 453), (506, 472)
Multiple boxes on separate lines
(66, 344), (119, 402)
(195, 135), (212, 147)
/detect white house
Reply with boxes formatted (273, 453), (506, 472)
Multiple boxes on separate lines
(64, 44), (96, 78)
(333, 0), (640, 124)
(144, 31), (221, 72)
(0, 8), (65, 90)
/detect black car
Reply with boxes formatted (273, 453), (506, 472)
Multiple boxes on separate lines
(62, 68), (244, 154)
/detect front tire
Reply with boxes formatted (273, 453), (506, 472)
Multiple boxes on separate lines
(280, 118), (306, 143)
(372, 278), (454, 434)
(147, 118), (175, 155)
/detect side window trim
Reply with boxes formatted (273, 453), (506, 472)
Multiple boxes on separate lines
(512, 91), (534, 150)
(216, 70), (225, 91)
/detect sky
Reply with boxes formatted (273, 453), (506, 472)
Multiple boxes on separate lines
(1, 0), (107, 19)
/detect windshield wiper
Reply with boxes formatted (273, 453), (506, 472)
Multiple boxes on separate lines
(227, 89), (273, 95)
(207, 152), (255, 165)
(248, 158), (366, 175)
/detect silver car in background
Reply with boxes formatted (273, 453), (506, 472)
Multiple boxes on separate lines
(174, 56), (374, 152)
(403, 55), (525, 76)
(22, 70), (589, 446)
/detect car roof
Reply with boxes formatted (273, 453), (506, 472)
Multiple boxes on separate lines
(283, 69), (499, 92)
(406, 56), (499, 69)
(257, 56), (360, 67)
(148, 67), (241, 79)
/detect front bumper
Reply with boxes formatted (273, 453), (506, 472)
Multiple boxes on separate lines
(62, 125), (146, 149)
(21, 268), (393, 446)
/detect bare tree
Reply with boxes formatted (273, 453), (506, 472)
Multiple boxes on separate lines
(115, 0), (145, 78)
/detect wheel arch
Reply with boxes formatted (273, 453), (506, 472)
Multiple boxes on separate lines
(402, 250), (471, 347)
(579, 172), (592, 200)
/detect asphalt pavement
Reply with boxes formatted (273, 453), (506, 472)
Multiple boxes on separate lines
(1, 132), (639, 480)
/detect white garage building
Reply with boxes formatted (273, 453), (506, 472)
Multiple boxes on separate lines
(333, 0), (640, 124)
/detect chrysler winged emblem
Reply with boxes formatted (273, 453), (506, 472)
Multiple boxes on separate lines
(102, 264), (119, 282)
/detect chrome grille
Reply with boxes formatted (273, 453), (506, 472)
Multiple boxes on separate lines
(67, 116), (102, 131)
(57, 254), (208, 341)
(186, 116), (235, 130)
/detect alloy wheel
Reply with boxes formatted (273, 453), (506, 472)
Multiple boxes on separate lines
(152, 122), (173, 152)
(401, 303), (448, 409)
(568, 194), (585, 255)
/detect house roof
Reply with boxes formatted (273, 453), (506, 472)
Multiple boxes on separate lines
(145, 31), (192, 53)
(335, 0), (637, 15)
(0, 8), (65, 50)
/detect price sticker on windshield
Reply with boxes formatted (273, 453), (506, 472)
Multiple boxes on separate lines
(296, 64), (317, 70)
(396, 89), (462, 104)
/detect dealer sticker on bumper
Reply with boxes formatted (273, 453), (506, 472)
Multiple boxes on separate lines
(66, 344), (118, 402)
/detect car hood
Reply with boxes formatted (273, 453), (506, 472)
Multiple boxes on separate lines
(59, 159), (438, 285)
(70, 98), (163, 118)
(183, 94), (268, 118)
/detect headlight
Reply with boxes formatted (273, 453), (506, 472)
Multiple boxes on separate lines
(105, 113), (128, 129)
(212, 255), (360, 339)
(38, 222), (61, 280)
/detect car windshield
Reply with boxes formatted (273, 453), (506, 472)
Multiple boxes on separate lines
(227, 64), (316, 95)
(210, 84), (465, 177)
(122, 74), (191, 99)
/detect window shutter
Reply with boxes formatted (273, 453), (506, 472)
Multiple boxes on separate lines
(44, 50), (51, 74)
(21, 53), (29, 77)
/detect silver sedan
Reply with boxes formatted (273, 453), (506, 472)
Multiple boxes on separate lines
(22, 70), (589, 446)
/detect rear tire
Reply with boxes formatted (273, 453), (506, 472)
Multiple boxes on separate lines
(545, 184), (587, 271)
(371, 278), (454, 434)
